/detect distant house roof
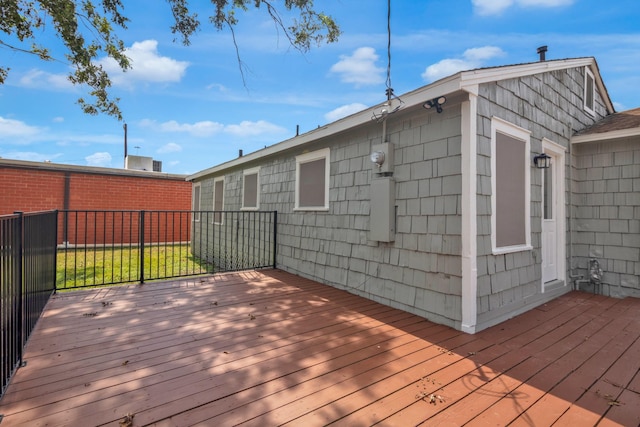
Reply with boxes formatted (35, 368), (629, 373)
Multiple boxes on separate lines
(572, 107), (640, 143)
(188, 57), (613, 181)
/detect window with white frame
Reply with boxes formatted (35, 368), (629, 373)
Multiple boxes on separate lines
(491, 117), (532, 254)
(295, 148), (330, 211)
(584, 66), (595, 115)
(192, 183), (201, 222)
(213, 177), (224, 224)
(242, 167), (260, 210)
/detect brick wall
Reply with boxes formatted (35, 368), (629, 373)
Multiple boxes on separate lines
(0, 161), (191, 244)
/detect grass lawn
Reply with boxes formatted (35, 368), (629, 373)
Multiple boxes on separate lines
(56, 244), (212, 289)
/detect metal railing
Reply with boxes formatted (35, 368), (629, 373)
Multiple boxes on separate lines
(1, 209), (275, 397)
(1, 211), (57, 398)
(57, 210), (277, 289)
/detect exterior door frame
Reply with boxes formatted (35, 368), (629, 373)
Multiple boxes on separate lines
(541, 138), (567, 291)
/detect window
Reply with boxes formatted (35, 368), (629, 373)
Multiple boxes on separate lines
(242, 167), (260, 210)
(584, 67), (595, 115)
(295, 148), (330, 210)
(213, 177), (224, 224)
(491, 117), (532, 254)
(192, 183), (201, 222)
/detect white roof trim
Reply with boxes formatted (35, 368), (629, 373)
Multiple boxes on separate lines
(572, 127), (640, 144)
(188, 57), (612, 181)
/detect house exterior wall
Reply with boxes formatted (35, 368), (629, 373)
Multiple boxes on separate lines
(191, 61), (619, 333)
(572, 137), (640, 298)
(474, 66), (609, 329)
(193, 105), (466, 329)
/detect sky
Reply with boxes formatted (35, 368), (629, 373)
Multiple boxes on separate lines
(1, 0), (640, 175)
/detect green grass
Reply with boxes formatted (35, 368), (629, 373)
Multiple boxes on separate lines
(56, 244), (212, 289)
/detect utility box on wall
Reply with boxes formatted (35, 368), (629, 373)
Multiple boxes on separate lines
(370, 142), (394, 174)
(370, 176), (395, 242)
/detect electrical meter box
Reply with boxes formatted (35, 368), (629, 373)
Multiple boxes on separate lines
(370, 176), (395, 242)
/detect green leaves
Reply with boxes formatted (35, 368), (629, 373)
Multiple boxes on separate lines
(0, 0), (339, 120)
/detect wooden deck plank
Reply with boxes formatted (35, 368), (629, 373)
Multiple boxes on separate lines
(328, 289), (624, 426)
(0, 269), (638, 427)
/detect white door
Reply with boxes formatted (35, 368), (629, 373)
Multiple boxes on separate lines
(541, 159), (557, 283)
(540, 140), (566, 289)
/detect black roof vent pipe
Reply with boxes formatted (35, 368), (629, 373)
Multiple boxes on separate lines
(537, 45), (548, 61)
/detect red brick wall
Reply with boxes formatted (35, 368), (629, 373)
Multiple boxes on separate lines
(1, 167), (66, 214)
(1, 165), (192, 245)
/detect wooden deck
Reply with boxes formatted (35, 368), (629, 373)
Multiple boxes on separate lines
(0, 269), (638, 426)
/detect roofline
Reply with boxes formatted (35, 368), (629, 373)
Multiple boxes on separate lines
(0, 158), (188, 180)
(187, 57), (614, 181)
(571, 127), (640, 144)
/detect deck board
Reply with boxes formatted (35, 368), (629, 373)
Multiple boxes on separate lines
(0, 269), (638, 426)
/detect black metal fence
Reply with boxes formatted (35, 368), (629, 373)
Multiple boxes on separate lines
(57, 210), (277, 289)
(1, 209), (275, 397)
(1, 211), (57, 398)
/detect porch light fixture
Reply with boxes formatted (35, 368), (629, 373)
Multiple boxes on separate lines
(423, 96), (446, 113)
(533, 153), (551, 169)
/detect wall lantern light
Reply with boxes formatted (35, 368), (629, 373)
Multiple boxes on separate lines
(423, 96), (447, 113)
(533, 153), (551, 169)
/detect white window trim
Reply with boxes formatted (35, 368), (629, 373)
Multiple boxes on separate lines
(192, 182), (201, 222)
(294, 148), (330, 211)
(241, 167), (260, 210)
(584, 66), (596, 116)
(212, 176), (225, 225)
(491, 117), (532, 255)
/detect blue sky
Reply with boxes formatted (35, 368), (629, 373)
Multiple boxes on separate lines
(1, 0), (639, 174)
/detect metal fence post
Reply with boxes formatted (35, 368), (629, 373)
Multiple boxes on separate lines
(273, 211), (277, 269)
(54, 210), (59, 293)
(139, 210), (145, 284)
(13, 212), (24, 367)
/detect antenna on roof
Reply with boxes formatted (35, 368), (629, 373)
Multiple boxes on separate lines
(123, 123), (128, 167)
(537, 45), (548, 61)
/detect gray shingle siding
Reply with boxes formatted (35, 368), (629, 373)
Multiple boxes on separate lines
(190, 61), (629, 333)
(194, 106), (464, 328)
(573, 138), (640, 298)
(475, 66), (607, 328)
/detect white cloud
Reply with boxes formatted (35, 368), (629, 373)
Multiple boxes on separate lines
(142, 118), (286, 139)
(52, 117), (64, 123)
(472, 0), (574, 15)
(330, 47), (385, 87)
(17, 69), (73, 90)
(157, 120), (224, 137)
(157, 142), (182, 154)
(85, 152), (112, 167)
(224, 120), (287, 137)
(0, 116), (42, 140)
(325, 103), (368, 123)
(100, 40), (189, 87)
(519, 0), (574, 6)
(472, 0), (514, 15)
(0, 151), (62, 162)
(422, 46), (506, 82)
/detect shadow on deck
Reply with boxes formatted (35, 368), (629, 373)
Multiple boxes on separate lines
(0, 269), (638, 426)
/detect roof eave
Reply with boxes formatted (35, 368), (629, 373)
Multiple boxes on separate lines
(571, 127), (640, 144)
(187, 74), (464, 181)
(187, 57), (616, 181)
